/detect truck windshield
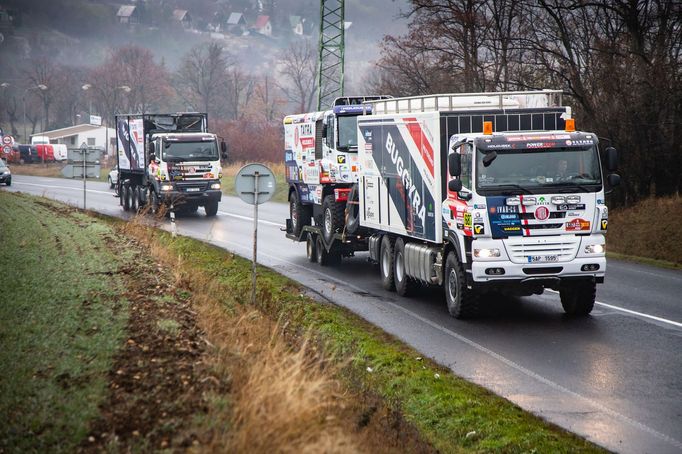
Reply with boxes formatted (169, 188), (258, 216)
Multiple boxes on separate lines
(476, 146), (602, 195)
(337, 116), (358, 150)
(162, 141), (218, 162)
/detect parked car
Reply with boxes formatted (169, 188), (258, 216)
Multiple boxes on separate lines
(0, 159), (11, 185)
(108, 165), (118, 189)
(34, 144), (55, 162)
(52, 143), (68, 161)
(17, 145), (39, 164)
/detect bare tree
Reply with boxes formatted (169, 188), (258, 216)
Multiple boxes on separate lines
(278, 40), (317, 112)
(175, 42), (231, 118)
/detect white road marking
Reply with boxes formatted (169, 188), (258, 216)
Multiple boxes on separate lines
(13, 180), (113, 195)
(545, 289), (682, 328)
(218, 210), (284, 227)
(182, 229), (682, 451)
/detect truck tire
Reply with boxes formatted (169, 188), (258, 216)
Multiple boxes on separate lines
(380, 235), (395, 291)
(205, 200), (218, 217)
(108, 177), (114, 189)
(315, 235), (329, 266)
(130, 185), (138, 212)
(394, 238), (417, 296)
(148, 187), (160, 215)
(122, 185), (130, 211)
(345, 184), (360, 234)
(322, 194), (344, 242)
(560, 280), (596, 316)
(444, 251), (478, 318)
(290, 191), (311, 237)
(306, 234), (317, 263)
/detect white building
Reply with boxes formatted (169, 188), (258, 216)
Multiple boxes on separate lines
(31, 124), (116, 156)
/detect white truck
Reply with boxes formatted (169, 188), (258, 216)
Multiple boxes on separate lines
(115, 113), (226, 216)
(284, 90), (620, 318)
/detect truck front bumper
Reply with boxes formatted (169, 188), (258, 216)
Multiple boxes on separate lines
(158, 189), (222, 205)
(470, 256), (606, 283)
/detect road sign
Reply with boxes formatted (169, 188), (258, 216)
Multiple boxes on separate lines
(61, 164), (101, 178)
(235, 163), (276, 205)
(2, 145), (11, 155)
(2, 135), (12, 145)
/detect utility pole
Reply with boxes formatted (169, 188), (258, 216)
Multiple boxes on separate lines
(317, 0), (345, 110)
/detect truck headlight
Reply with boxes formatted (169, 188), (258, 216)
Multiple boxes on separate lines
(160, 184), (173, 191)
(474, 248), (500, 258)
(584, 244), (605, 254)
(210, 183), (221, 189)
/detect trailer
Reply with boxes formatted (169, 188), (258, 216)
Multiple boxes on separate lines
(284, 90), (620, 318)
(115, 113), (226, 216)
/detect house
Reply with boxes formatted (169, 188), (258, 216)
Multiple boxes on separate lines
(31, 124), (116, 156)
(172, 9), (192, 28)
(226, 12), (247, 34)
(289, 15), (303, 36)
(116, 5), (139, 25)
(252, 15), (271, 37)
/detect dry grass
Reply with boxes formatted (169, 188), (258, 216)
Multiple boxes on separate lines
(608, 195), (682, 265)
(120, 215), (360, 453)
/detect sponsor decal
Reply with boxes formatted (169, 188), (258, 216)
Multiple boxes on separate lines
(597, 199), (604, 204)
(503, 226), (521, 232)
(474, 211), (482, 219)
(601, 219), (608, 230)
(337, 155), (346, 164)
(473, 204), (486, 209)
(567, 211), (580, 217)
(526, 142), (557, 149)
(538, 196), (548, 205)
(486, 143), (513, 150)
(487, 196), (522, 237)
(557, 203), (586, 211)
(300, 137), (315, 148)
(463, 212), (472, 228)
(385, 132), (427, 223)
(489, 205), (518, 214)
(473, 223), (485, 235)
(535, 206), (550, 221)
(565, 139), (594, 146)
(566, 218), (591, 231)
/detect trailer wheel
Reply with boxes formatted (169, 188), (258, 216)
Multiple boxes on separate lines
(444, 251), (478, 319)
(560, 280), (596, 316)
(345, 184), (360, 234)
(148, 187), (160, 215)
(306, 234), (317, 263)
(394, 238), (417, 296)
(205, 200), (219, 217)
(380, 235), (395, 291)
(290, 191), (311, 236)
(122, 185), (130, 211)
(315, 235), (329, 266)
(322, 195), (344, 242)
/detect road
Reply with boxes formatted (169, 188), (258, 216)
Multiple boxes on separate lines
(5, 175), (682, 453)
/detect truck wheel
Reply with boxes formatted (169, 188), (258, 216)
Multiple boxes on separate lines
(560, 280), (596, 316)
(130, 185), (138, 212)
(394, 238), (417, 296)
(380, 235), (395, 291)
(122, 185), (130, 211)
(290, 191), (311, 236)
(306, 234), (317, 263)
(315, 235), (329, 266)
(205, 200), (219, 217)
(345, 184), (360, 234)
(322, 194), (344, 242)
(444, 251), (478, 319)
(108, 177), (114, 189)
(148, 187), (160, 215)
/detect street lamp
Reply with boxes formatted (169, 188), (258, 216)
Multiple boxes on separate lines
(81, 83), (92, 117)
(23, 84), (48, 143)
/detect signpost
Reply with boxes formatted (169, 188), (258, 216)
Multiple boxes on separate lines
(62, 146), (102, 209)
(235, 163), (276, 305)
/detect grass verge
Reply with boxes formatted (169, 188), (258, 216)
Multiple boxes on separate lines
(128, 224), (605, 453)
(0, 192), (127, 452)
(8, 162), (113, 183)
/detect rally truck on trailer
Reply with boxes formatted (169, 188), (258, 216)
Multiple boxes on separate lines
(116, 113), (226, 216)
(284, 90), (620, 318)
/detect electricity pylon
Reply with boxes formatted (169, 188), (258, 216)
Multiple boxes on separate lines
(317, 0), (345, 110)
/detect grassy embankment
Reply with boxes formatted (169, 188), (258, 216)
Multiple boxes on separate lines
(1, 191), (605, 452)
(607, 195), (682, 268)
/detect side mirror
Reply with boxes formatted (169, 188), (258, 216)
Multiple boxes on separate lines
(607, 173), (620, 187)
(220, 140), (227, 154)
(149, 142), (155, 156)
(448, 179), (462, 192)
(448, 153), (461, 177)
(605, 146), (618, 171)
(321, 124), (328, 139)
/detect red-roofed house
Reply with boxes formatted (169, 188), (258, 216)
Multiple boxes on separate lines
(252, 15), (271, 37)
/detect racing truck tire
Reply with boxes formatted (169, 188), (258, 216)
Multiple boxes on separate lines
(205, 200), (219, 217)
(130, 185), (138, 213)
(322, 194), (344, 243)
(148, 187), (160, 215)
(560, 280), (596, 316)
(289, 191), (311, 237)
(315, 235), (329, 266)
(345, 184), (361, 234)
(444, 251), (478, 319)
(394, 238), (418, 297)
(306, 234), (317, 263)
(122, 185), (130, 211)
(380, 235), (395, 291)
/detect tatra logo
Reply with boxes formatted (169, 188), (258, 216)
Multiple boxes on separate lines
(385, 132), (425, 223)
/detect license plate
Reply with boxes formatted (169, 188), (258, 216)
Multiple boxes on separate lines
(527, 255), (558, 263)
(186, 187), (201, 192)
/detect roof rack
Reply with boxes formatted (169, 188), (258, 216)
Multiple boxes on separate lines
(364, 90), (563, 114)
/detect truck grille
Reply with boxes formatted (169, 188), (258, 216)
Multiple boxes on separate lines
(503, 236), (580, 264)
(176, 182), (208, 192)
